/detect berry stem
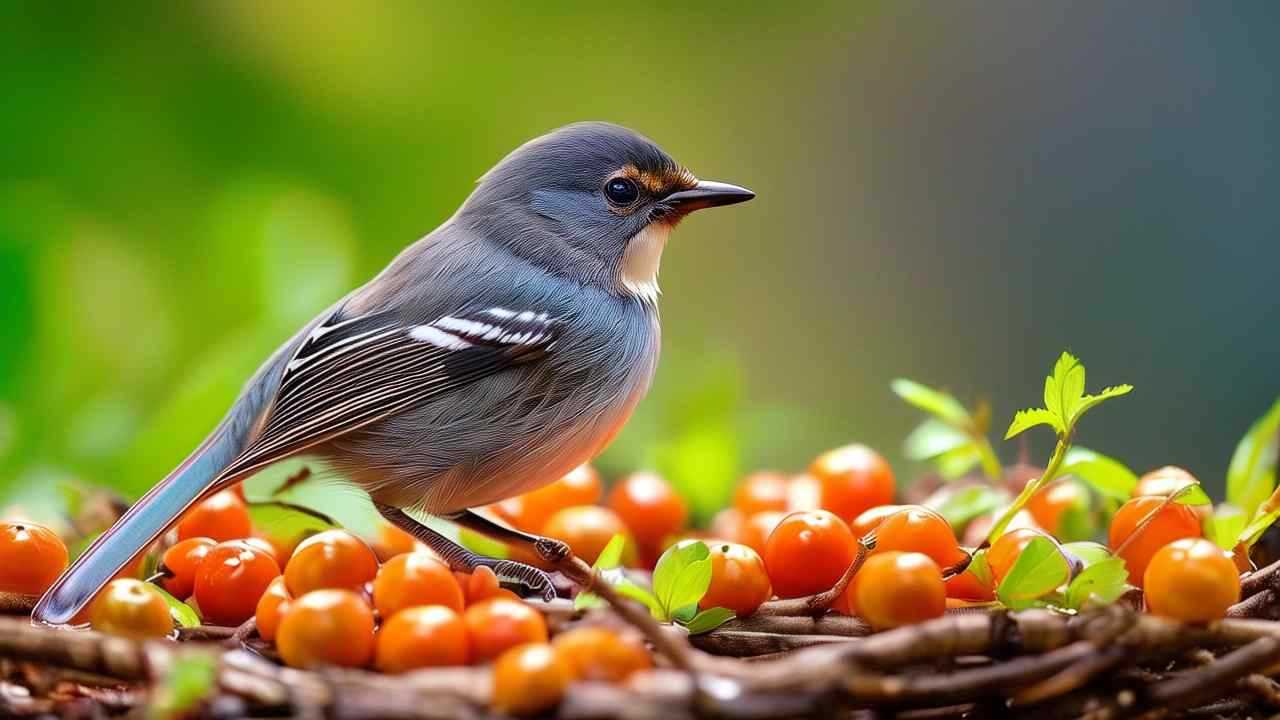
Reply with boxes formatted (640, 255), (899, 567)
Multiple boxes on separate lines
(986, 431), (1071, 544)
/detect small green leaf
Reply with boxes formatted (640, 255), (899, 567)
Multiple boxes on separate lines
(148, 652), (217, 720)
(594, 534), (627, 570)
(966, 549), (992, 588)
(1046, 352), (1086, 425)
(152, 585), (200, 628)
(1069, 385), (1134, 426)
(246, 501), (337, 553)
(1208, 504), (1247, 551)
(903, 419), (972, 461)
(1005, 408), (1063, 439)
(932, 484), (1007, 529)
(1227, 397), (1280, 518)
(1172, 484), (1213, 507)
(615, 578), (663, 617)
(1061, 541), (1112, 567)
(891, 379), (972, 427)
(1240, 507), (1280, 549)
(1061, 447), (1138, 502)
(683, 607), (736, 635)
(673, 603), (698, 623)
(1064, 557), (1128, 609)
(996, 536), (1070, 602)
(652, 541), (712, 621)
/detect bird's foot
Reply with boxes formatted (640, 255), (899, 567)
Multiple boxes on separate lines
(472, 557), (557, 602)
(533, 537), (571, 565)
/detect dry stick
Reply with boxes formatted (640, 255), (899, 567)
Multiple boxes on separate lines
(1241, 557), (1280, 599)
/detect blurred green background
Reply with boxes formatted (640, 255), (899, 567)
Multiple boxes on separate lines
(2, 2), (1278, 519)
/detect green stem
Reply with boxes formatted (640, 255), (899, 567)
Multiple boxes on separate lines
(986, 432), (1071, 543)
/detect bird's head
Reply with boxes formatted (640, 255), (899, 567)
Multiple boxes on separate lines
(458, 122), (753, 303)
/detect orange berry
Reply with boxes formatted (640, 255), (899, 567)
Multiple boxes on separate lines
(284, 529), (379, 596)
(370, 522), (423, 563)
(763, 510), (857, 598)
(1144, 538), (1240, 622)
(739, 511), (786, 557)
(553, 627), (651, 683)
(159, 537), (215, 599)
(733, 472), (789, 516)
(986, 528), (1047, 585)
(607, 472), (688, 548)
(493, 465), (603, 533)
(786, 473), (822, 511)
(463, 597), (548, 662)
(372, 552), (464, 618)
(177, 490), (251, 543)
(277, 589), (375, 669)
(867, 506), (966, 568)
(708, 508), (746, 544)
(194, 540), (281, 626)
(1109, 496), (1202, 587)
(0, 521), (68, 596)
(849, 504), (906, 539)
(375, 605), (470, 673)
(491, 643), (570, 717)
(847, 551), (945, 630)
(945, 567), (995, 602)
(456, 565), (503, 605)
(254, 576), (291, 643)
(1027, 480), (1090, 536)
(89, 579), (173, 640)
(809, 444), (895, 523)
(1133, 466), (1199, 498)
(702, 542), (771, 616)
(542, 506), (635, 565)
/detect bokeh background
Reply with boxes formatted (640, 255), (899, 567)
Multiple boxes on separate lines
(2, 2), (1278, 520)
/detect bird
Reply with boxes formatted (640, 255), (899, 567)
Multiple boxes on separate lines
(34, 121), (754, 626)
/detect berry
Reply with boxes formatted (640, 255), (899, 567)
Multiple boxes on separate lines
(493, 464), (603, 533)
(463, 597), (548, 662)
(986, 528), (1048, 584)
(945, 566), (995, 602)
(708, 508), (746, 544)
(0, 521), (68, 596)
(375, 605), (470, 673)
(542, 505), (635, 565)
(254, 576), (291, 643)
(159, 537), (215, 599)
(177, 490), (251, 542)
(739, 510), (786, 557)
(866, 506), (966, 568)
(1144, 538), (1240, 622)
(849, 504), (906, 539)
(1027, 480), (1090, 537)
(276, 589), (375, 669)
(701, 542), (772, 616)
(491, 643), (570, 717)
(284, 529), (379, 596)
(1109, 496), (1202, 587)
(370, 522), (423, 562)
(1133, 466), (1199, 498)
(553, 627), (651, 683)
(786, 473), (822, 511)
(846, 551), (945, 630)
(372, 551), (464, 618)
(193, 540), (281, 626)
(763, 510), (857, 598)
(809, 444), (895, 523)
(89, 579), (173, 640)
(607, 472), (688, 549)
(733, 472), (790, 516)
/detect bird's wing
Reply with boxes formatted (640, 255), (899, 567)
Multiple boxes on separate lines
(219, 305), (560, 480)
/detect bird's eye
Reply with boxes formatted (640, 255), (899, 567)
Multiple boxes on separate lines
(604, 177), (640, 206)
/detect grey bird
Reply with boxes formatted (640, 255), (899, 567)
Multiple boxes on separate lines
(34, 121), (754, 625)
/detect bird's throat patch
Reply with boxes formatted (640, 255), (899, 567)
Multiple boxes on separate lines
(619, 222), (671, 304)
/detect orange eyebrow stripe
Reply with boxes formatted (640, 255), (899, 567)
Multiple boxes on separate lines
(619, 165), (698, 195)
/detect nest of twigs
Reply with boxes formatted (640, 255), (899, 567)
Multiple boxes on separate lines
(7, 556), (1280, 720)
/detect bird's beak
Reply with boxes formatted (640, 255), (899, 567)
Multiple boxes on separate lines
(663, 180), (755, 213)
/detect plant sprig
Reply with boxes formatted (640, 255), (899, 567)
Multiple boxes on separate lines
(987, 352), (1132, 544)
(892, 378), (1002, 480)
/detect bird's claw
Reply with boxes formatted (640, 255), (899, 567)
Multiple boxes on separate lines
(482, 559), (558, 602)
(534, 537), (571, 564)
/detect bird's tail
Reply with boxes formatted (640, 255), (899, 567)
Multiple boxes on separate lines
(32, 422), (247, 626)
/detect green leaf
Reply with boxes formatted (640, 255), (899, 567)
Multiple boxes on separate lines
(683, 607), (736, 635)
(966, 549), (992, 588)
(1064, 557), (1128, 609)
(1240, 507), (1280, 549)
(572, 538), (632, 610)
(891, 379), (972, 427)
(1208, 504), (1247, 551)
(1061, 541), (1112, 568)
(1005, 408), (1063, 439)
(1061, 447), (1138, 502)
(614, 578), (663, 617)
(1172, 484), (1213, 507)
(996, 536), (1070, 602)
(673, 603), (698, 623)
(935, 444), (984, 480)
(903, 419), (972, 461)
(594, 534), (627, 570)
(1227, 397), (1280, 518)
(652, 541), (712, 621)
(147, 652), (217, 720)
(933, 484), (1006, 529)
(246, 501), (337, 552)
(151, 585), (200, 628)
(1046, 352), (1086, 425)
(1069, 385), (1134, 426)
